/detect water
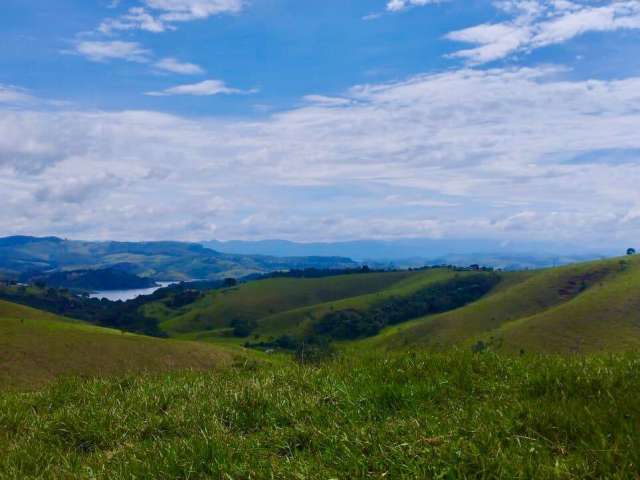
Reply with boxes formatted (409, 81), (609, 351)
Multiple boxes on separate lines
(88, 282), (174, 302)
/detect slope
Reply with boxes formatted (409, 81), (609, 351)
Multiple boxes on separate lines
(154, 271), (418, 336)
(251, 267), (471, 339)
(371, 256), (637, 353)
(0, 300), (238, 390)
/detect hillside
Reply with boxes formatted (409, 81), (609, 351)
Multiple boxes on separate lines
(0, 300), (239, 390)
(32, 267), (158, 291)
(147, 268), (505, 350)
(148, 270), (419, 337)
(0, 236), (358, 281)
(370, 255), (640, 354)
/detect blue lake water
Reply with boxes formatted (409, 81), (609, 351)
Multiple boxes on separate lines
(88, 282), (174, 302)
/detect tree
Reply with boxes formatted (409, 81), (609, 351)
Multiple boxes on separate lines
(223, 277), (238, 288)
(627, 248), (636, 256)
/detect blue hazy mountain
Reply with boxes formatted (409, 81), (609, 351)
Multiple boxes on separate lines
(203, 239), (613, 270)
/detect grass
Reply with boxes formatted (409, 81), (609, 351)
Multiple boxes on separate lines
(153, 271), (419, 335)
(371, 256), (640, 354)
(0, 300), (240, 390)
(251, 268), (464, 339)
(2, 350), (640, 478)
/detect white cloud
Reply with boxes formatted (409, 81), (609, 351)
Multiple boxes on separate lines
(72, 41), (151, 62)
(3, 67), (640, 244)
(0, 85), (34, 105)
(154, 57), (205, 74)
(386, 0), (444, 12)
(98, 7), (167, 33)
(97, 0), (244, 35)
(303, 95), (352, 107)
(146, 79), (255, 96)
(447, 0), (640, 64)
(143, 0), (244, 21)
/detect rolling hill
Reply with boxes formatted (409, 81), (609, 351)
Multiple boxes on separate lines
(0, 299), (240, 390)
(147, 254), (640, 355)
(147, 270), (420, 337)
(370, 255), (640, 354)
(144, 268), (498, 344)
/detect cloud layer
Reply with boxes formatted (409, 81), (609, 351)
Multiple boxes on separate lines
(2, 66), (640, 244)
(447, 0), (640, 63)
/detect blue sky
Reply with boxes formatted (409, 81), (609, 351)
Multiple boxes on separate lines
(2, 0), (640, 247)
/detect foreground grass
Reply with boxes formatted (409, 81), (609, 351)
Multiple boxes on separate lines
(2, 351), (640, 479)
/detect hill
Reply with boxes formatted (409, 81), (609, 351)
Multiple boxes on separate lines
(31, 267), (158, 291)
(0, 236), (358, 281)
(370, 255), (640, 354)
(148, 270), (420, 337)
(147, 267), (503, 349)
(0, 299), (239, 390)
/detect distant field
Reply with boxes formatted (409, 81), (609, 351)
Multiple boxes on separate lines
(0, 300), (240, 390)
(2, 351), (639, 478)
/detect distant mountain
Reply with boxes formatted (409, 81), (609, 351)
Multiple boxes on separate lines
(203, 238), (611, 270)
(0, 236), (358, 281)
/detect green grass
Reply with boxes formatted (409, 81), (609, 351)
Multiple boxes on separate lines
(0, 300), (240, 390)
(252, 268), (471, 338)
(2, 350), (640, 478)
(370, 256), (640, 354)
(154, 271), (419, 336)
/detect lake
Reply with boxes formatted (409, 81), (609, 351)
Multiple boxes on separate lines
(89, 282), (174, 302)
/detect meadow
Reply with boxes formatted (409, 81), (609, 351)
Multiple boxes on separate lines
(1, 351), (639, 479)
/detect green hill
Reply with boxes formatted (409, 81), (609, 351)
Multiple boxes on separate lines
(0, 300), (239, 390)
(370, 256), (640, 354)
(250, 268), (470, 339)
(146, 268), (486, 343)
(151, 271), (417, 336)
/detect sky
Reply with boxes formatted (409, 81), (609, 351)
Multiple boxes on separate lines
(2, 0), (640, 247)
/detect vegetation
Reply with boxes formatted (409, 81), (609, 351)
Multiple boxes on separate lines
(0, 300), (238, 390)
(2, 351), (640, 478)
(4, 255), (640, 477)
(155, 270), (419, 336)
(29, 267), (158, 291)
(0, 283), (168, 336)
(313, 274), (500, 340)
(372, 255), (640, 354)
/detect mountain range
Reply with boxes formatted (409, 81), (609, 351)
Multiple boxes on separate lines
(0, 236), (357, 281)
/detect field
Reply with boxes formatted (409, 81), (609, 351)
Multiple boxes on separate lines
(0, 300), (239, 390)
(2, 351), (640, 479)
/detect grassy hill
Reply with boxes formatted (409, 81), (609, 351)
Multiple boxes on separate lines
(250, 267), (470, 339)
(151, 270), (419, 336)
(369, 255), (640, 354)
(2, 351), (639, 478)
(0, 300), (240, 390)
